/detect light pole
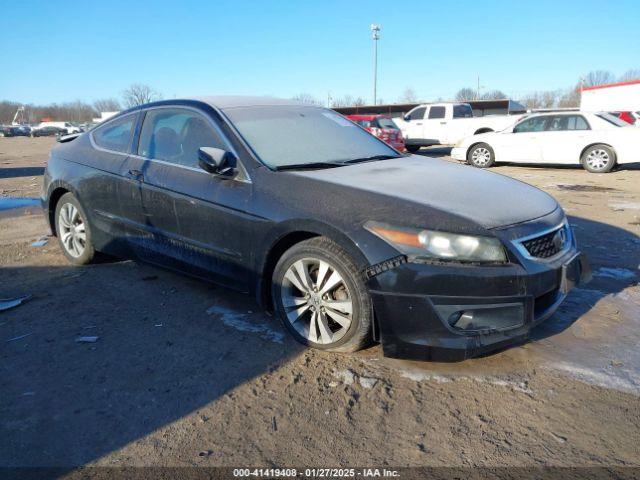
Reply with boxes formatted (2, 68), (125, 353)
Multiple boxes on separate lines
(370, 24), (380, 106)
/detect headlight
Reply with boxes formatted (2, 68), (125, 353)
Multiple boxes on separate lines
(365, 221), (507, 263)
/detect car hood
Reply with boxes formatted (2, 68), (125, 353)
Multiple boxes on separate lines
(292, 156), (559, 230)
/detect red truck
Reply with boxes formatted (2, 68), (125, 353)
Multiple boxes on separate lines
(346, 114), (406, 151)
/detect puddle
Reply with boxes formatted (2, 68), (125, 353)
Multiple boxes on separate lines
(0, 197), (40, 211)
(556, 184), (619, 192)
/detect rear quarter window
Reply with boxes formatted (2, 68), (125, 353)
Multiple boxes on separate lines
(92, 114), (136, 153)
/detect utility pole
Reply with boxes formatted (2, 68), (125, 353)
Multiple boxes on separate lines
(370, 24), (381, 106)
(476, 75), (480, 100)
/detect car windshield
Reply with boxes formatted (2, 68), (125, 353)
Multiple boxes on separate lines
(376, 117), (399, 130)
(224, 106), (400, 169)
(596, 112), (629, 127)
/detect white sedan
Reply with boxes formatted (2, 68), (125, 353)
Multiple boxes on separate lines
(451, 112), (639, 173)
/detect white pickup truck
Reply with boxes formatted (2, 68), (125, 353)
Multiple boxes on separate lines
(393, 103), (523, 152)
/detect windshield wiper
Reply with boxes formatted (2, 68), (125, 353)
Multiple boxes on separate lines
(342, 154), (401, 164)
(275, 162), (346, 171)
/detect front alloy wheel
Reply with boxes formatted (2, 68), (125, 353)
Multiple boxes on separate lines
(281, 258), (353, 344)
(468, 143), (495, 168)
(272, 237), (373, 352)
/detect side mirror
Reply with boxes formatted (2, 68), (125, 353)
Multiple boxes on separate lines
(403, 114), (411, 121)
(198, 147), (236, 175)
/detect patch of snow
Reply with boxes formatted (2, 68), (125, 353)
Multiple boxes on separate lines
(593, 267), (636, 280)
(551, 362), (640, 396)
(359, 376), (379, 389)
(609, 202), (640, 210)
(206, 305), (284, 343)
(400, 370), (452, 383)
(334, 369), (355, 385)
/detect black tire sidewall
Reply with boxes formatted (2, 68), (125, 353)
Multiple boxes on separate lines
(406, 145), (420, 153)
(54, 192), (95, 265)
(271, 239), (371, 351)
(468, 143), (495, 168)
(582, 145), (616, 173)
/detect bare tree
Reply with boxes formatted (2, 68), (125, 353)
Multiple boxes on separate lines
(557, 86), (581, 108)
(583, 70), (615, 87)
(331, 94), (356, 108)
(291, 93), (321, 105)
(399, 87), (418, 103)
(455, 87), (476, 102)
(619, 69), (640, 82)
(93, 98), (121, 112)
(480, 90), (507, 100)
(353, 97), (366, 106)
(122, 84), (162, 108)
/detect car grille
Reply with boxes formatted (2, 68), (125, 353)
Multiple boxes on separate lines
(521, 226), (566, 259)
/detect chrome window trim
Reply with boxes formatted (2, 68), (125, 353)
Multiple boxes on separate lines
(512, 219), (573, 262)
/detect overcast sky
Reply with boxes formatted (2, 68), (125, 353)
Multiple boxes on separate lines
(2, 0), (639, 105)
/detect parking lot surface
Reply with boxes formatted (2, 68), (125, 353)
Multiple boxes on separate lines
(1, 137), (639, 468)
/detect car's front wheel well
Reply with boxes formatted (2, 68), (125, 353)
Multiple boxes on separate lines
(47, 187), (70, 235)
(474, 128), (494, 135)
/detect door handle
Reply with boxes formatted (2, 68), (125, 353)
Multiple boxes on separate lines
(415, 122), (423, 125)
(440, 121), (447, 125)
(127, 169), (144, 181)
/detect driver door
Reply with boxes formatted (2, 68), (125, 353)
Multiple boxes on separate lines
(402, 106), (427, 141)
(498, 116), (549, 163)
(131, 107), (254, 291)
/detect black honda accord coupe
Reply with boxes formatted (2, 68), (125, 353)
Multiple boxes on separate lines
(41, 96), (590, 361)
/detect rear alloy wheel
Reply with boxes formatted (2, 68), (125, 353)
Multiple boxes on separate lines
(581, 144), (616, 173)
(272, 237), (372, 352)
(468, 143), (495, 168)
(55, 192), (96, 265)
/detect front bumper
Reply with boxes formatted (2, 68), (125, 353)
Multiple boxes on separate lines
(450, 146), (466, 161)
(367, 238), (591, 361)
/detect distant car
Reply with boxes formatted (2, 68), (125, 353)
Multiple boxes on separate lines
(0, 125), (18, 137)
(346, 114), (405, 151)
(31, 126), (67, 137)
(451, 111), (640, 173)
(33, 122), (81, 134)
(609, 111), (639, 125)
(393, 102), (524, 152)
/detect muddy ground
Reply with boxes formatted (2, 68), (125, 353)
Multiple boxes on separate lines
(1, 137), (639, 471)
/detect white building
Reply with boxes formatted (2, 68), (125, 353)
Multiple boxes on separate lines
(580, 80), (640, 112)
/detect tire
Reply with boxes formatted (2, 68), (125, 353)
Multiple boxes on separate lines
(54, 192), (96, 265)
(406, 145), (420, 153)
(581, 144), (616, 173)
(271, 237), (373, 353)
(467, 142), (495, 168)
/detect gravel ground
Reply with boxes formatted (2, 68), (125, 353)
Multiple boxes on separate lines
(1, 137), (639, 471)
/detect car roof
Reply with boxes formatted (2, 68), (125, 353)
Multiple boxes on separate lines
(188, 96), (303, 110)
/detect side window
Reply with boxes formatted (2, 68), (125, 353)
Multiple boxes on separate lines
(570, 115), (590, 130)
(428, 106), (446, 119)
(513, 116), (548, 133)
(453, 105), (473, 118)
(355, 120), (371, 128)
(546, 115), (591, 131)
(407, 107), (426, 121)
(92, 114), (135, 153)
(138, 108), (225, 167)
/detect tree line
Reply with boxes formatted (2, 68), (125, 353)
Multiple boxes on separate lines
(0, 84), (162, 124)
(293, 69), (640, 109)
